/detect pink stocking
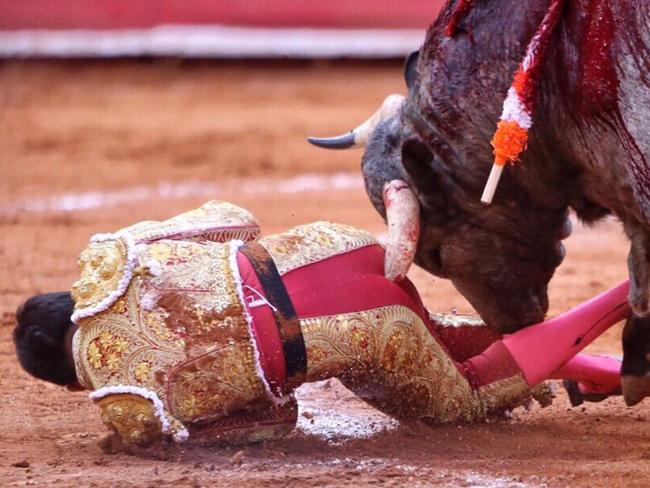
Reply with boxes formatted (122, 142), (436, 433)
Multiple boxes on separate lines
(552, 354), (621, 394)
(465, 281), (630, 389)
(503, 281), (629, 386)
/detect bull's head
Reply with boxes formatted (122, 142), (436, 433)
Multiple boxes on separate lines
(309, 51), (570, 333)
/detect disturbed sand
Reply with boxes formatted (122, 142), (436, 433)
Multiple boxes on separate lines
(1, 60), (649, 487)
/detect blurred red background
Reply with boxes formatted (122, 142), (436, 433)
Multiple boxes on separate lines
(0, 0), (444, 30)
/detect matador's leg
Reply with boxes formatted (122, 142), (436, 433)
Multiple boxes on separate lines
(428, 313), (502, 362)
(302, 278), (630, 423)
(427, 300), (623, 398)
(553, 354), (621, 396)
(462, 282), (629, 407)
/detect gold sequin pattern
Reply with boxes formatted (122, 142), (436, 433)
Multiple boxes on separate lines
(72, 238), (128, 312)
(300, 305), (485, 423)
(96, 393), (163, 447)
(74, 279), (185, 396)
(258, 221), (377, 276)
(75, 237), (270, 428)
(477, 374), (530, 414)
(147, 241), (268, 422)
(167, 339), (269, 423)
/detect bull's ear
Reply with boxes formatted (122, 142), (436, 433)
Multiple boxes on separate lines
(401, 136), (448, 216)
(403, 50), (419, 92)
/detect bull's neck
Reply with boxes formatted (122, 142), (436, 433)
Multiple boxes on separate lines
(407, 0), (576, 210)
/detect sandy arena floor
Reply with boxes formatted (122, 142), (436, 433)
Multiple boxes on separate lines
(1, 60), (649, 487)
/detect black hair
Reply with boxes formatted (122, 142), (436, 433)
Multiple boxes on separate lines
(13, 292), (77, 386)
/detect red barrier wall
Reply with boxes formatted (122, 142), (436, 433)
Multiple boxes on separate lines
(0, 0), (445, 30)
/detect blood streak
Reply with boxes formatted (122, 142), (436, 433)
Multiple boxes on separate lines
(579, 0), (618, 113)
(446, 0), (475, 37)
(575, 1), (650, 212)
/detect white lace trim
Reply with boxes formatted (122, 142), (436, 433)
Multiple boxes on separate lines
(89, 384), (189, 443)
(71, 231), (138, 324)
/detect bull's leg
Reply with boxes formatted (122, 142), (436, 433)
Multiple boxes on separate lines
(626, 226), (650, 315)
(621, 226), (650, 404)
(621, 314), (650, 405)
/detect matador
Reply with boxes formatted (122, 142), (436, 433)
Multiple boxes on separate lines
(14, 201), (626, 447)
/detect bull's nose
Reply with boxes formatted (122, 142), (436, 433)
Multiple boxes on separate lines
(560, 217), (573, 240)
(515, 294), (547, 328)
(485, 295), (547, 333)
(554, 242), (566, 266)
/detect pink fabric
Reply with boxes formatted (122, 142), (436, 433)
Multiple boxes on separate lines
(280, 244), (431, 323)
(236, 251), (286, 394)
(237, 244), (451, 391)
(462, 340), (522, 389)
(553, 354), (621, 394)
(238, 236), (630, 399)
(503, 281), (630, 386)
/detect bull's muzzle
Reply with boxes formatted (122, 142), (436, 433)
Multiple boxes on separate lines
(308, 94), (405, 150)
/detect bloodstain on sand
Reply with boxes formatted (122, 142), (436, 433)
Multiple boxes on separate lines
(1, 60), (649, 487)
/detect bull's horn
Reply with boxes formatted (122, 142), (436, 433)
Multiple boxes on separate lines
(308, 93), (405, 150)
(307, 132), (356, 150)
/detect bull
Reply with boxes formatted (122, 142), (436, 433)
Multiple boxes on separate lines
(309, 0), (650, 405)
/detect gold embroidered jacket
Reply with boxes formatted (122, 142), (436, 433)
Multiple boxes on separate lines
(71, 201), (278, 445)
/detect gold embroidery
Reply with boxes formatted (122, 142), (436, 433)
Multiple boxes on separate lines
(258, 221), (377, 276)
(75, 237), (269, 429)
(147, 244), (173, 264)
(477, 374), (530, 414)
(75, 279), (185, 394)
(124, 200), (260, 244)
(72, 238), (128, 312)
(71, 202), (278, 445)
(112, 299), (127, 314)
(134, 361), (152, 383)
(168, 339), (268, 423)
(96, 394), (162, 447)
(85, 330), (129, 372)
(143, 310), (177, 342)
(87, 342), (102, 369)
(182, 395), (201, 418)
(301, 305), (485, 423)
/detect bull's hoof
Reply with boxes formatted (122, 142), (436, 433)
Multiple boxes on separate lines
(622, 314), (650, 405)
(622, 375), (650, 406)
